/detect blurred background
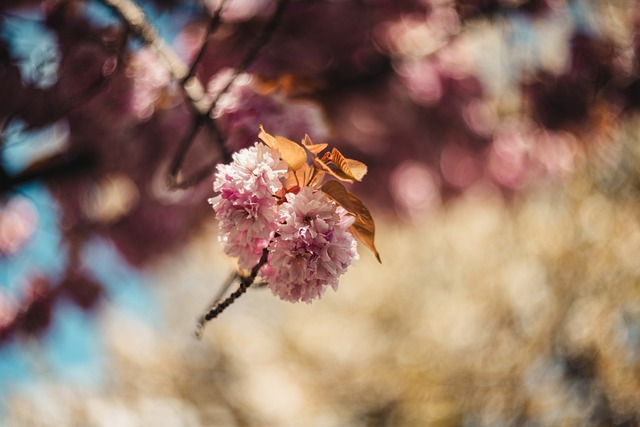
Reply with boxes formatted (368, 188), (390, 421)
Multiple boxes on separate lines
(2, 0), (640, 425)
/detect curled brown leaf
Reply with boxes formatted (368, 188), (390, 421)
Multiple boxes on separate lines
(259, 125), (307, 171)
(319, 148), (368, 182)
(302, 134), (328, 155)
(321, 180), (381, 263)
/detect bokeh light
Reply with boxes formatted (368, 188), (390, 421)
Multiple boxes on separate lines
(3, 0), (640, 425)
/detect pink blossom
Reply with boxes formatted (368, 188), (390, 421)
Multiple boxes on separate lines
(263, 187), (358, 303)
(220, 229), (271, 271)
(0, 196), (38, 256)
(126, 48), (171, 121)
(205, 0), (275, 23)
(207, 69), (329, 152)
(209, 143), (287, 269)
(0, 290), (16, 331)
(213, 141), (287, 197)
(210, 142), (360, 301)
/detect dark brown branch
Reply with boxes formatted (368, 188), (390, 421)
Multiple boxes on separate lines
(165, 115), (206, 189)
(168, 0), (290, 189)
(207, 0), (291, 116)
(165, 114), (230, 189)
(194, 247), (270, 338)
(0, 150), (98, 193)
(182, 0), (230, 84)
(0, 27), (127, 194)
(98, 0), (231, 188)
(193, 270), (238, 339)
(102, 0), (290, 190)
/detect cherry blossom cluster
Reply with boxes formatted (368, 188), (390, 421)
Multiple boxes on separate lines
(209, 128), (378, 303)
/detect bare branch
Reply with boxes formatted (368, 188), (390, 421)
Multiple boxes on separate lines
(208, 0), (291, 115)
(168, 0), (290, 189)
(193, 270), (238, 339)
(0, 150), (98, 193)
(183, 0), (231, 84)
(194, 247), (270, 338)
(165, 114), (230, 190)
(101, 0), (290, 190)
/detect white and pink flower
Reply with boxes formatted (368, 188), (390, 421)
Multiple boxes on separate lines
(209, 142), (287, 269)
(263, 187), (358, 303)
(210, 140), (361, 303)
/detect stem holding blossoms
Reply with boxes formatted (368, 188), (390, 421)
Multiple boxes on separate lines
(196, 128), (378, 338)
(195, 247), (270, 338)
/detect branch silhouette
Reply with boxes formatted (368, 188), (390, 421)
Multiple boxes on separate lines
(101, 0), (291, 190)
(194, 247), (270, 338)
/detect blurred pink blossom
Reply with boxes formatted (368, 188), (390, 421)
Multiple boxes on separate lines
(208, 69), (329, 151)
(488, 123), (578, 189)
(0, 196), (38, 256)
(488, 125), (531, 189)
(206, 0), (275, 23)
(440, 144), (483, 189)
(126, 48), (172, 121)
(0, 290), (17, 336)
(533, 130), (578, 177)
(377, 6), (460, 59)
(390, 161), (441, 220)
(173, 23), (206, 63)
(396, 60), (443, 106)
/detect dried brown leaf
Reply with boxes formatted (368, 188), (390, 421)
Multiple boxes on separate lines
(285, 162), (311, 189)
(302, 134), (328, 155)
(345, 158), (367, 181)
(259, 125), (307, 171)
(314, 158), (354, 183)
(320, 148), (367, 182)
(321, 180), (381, 263)
(308, 169), (326, 187)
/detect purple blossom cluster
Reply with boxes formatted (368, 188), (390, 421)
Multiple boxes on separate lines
(209, 142), (358, 303)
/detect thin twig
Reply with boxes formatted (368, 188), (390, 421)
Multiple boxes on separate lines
(207, 0), (290, 116)
(98, 0), (233, 189)
(183, 0), (231, 83)
(168, 0), (290, 188)
(102, 0), (290, 190)
(0, 150), (98, 193)
(166, 114), (206, 188)
(194, 270), (238, 338)
(165, 117), (230, 189)
(194, 247), (270, 338)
